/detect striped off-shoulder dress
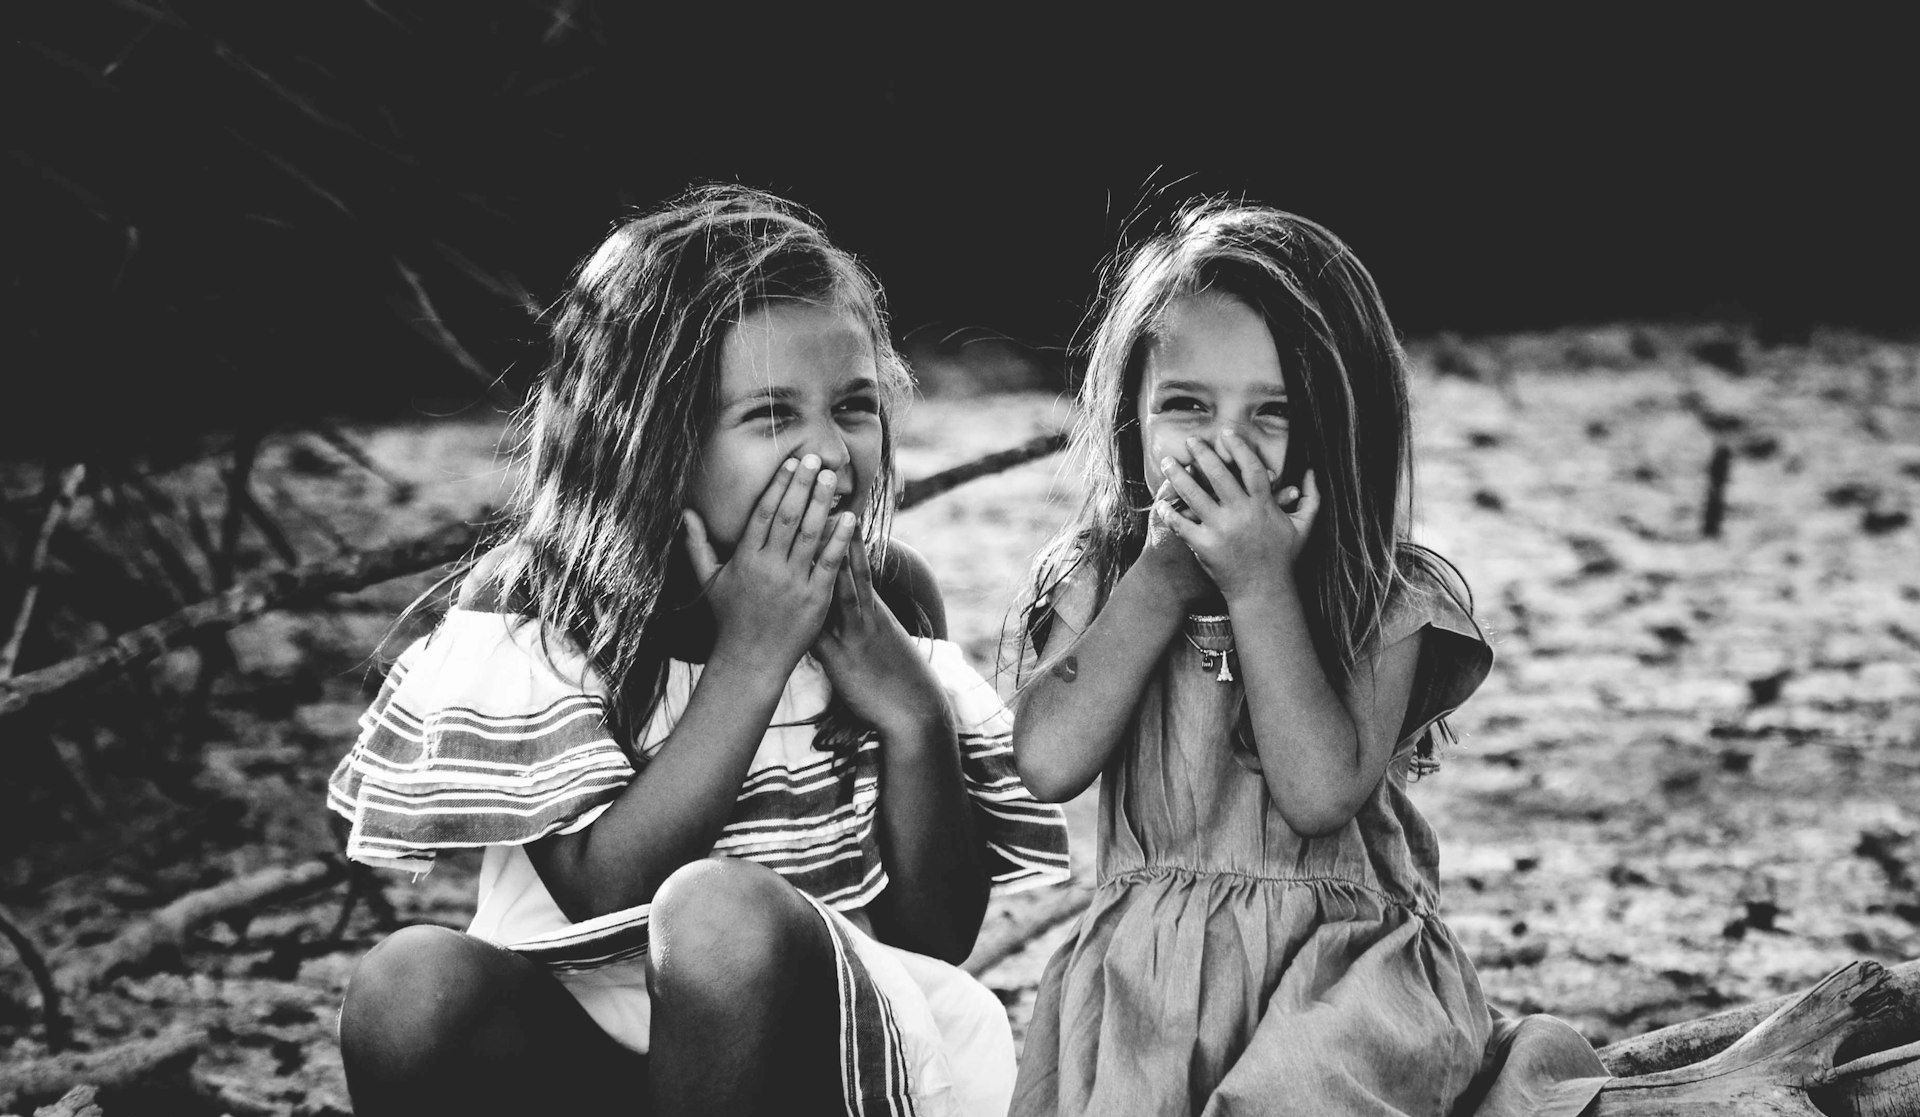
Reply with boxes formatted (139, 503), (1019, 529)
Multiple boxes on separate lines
(327, 607), (1073, 1117)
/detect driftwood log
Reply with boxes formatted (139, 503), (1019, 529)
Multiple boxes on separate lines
(1584, 959), (1920, 1114)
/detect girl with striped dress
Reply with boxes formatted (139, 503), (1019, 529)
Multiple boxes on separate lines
(327, 184), (1071, 1117)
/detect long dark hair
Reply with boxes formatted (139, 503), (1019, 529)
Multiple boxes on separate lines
(1016, 198), (1475, 770)
(487, 184), (910, 746)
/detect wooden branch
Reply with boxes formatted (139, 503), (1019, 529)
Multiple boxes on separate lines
(963, 884), (1091, 978)
(0, 463), (88, 679)
(0, 1026), (199, 1114)
(0, 517), (488, 722)
(1822, 1039), (1920, 1117)
(899, 430), (1068, 509)
(1702, 441), (1732, 538)
(307, 419), (414, 500)
(23, 1084), (106, 1117)
(0, 902), (70, 1051)
(1599, 959), (1920, 1077)
(1588, 960), (1904, 1115)
(213, 432), (262, 589)
(53, 858), (345, 994)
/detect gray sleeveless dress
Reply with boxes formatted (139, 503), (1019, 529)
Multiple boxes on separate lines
(1010, 581), (1611, 1116)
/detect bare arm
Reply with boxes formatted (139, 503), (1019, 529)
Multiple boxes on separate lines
(1166, 433), (1421, 836)
(818, 540), (984, 963)
(1011, 515), (1213, 803)
(525, 456), (856, 920)
(1230, 579), (1423, 835)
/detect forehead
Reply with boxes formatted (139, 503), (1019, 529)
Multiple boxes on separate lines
(1141, 292), (1285, 390)
(718, 302), (875, 397)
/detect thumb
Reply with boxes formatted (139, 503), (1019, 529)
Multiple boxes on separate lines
(682, 510), (720, 585)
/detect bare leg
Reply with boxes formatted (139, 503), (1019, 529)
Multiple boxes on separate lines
(646, 859), (842, 1116)
(339, 923), (648, 1116)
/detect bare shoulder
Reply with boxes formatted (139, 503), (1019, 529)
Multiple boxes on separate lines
(876, 538), (948, 640)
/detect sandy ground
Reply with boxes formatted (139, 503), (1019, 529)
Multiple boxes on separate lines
(2, 323), (1916, 1113)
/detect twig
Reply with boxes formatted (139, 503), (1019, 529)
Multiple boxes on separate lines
(53, 858), (346, 993)
(307, 419), (414, 500)
(900, 431), (1068, 509)
(0, 463), (88, 679)
(0, 901), (71, 1050)
(0, 516), (489, 722)
(214, 432), (263, 588)
(1701, 441), (1732, 539)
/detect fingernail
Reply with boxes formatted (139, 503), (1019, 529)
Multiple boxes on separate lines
(801, 453), (821, 470)
(783, 458), (799, 472)
(1160, 457), (1176, 473)
(817, 469), (835, 486)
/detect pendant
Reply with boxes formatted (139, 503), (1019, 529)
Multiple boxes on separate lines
(1199, 649), (1234, 682)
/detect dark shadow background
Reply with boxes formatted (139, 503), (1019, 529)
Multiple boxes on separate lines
(7, 5), (1914, 457)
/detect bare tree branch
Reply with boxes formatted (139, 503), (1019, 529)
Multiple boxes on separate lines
(0, 902), (70, 1050)
(53, 858), (347, 994)
(0, 463), (88, 679)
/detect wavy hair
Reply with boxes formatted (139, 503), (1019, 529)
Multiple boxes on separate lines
(1016, 198), (1474, 770)
(484, 183), (910, 746)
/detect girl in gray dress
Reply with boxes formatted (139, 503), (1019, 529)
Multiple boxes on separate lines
(1008, 200), (1610, 1117)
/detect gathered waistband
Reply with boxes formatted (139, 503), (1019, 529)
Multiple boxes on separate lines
(1097, 864), (1432, 915)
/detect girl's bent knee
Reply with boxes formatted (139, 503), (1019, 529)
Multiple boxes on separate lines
(648, 859), (819, 1004)
(340, 925), (499, 1071)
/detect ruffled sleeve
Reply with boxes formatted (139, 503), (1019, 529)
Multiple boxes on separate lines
(922, 638), (1074, 892)
(327, 609), (636, 874)
(1378, 569), (1494, 758)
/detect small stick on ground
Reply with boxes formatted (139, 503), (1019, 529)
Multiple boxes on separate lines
(0, 462), (88, 679)
(53, 857), (346, 994)
(308, 419), (415, 501)
(1701, 441), (1733, 538)
(0, 901), (70, 1050)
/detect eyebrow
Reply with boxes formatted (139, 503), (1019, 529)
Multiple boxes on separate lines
(724, 376), (880, 411)
(1151, 379), (1289, 397)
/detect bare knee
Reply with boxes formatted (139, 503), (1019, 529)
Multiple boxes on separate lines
(339, 924), (502, 1078)
(647, 859), (820, 1008)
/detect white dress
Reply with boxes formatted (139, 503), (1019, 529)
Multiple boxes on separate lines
(329, 608), (1072, 1116)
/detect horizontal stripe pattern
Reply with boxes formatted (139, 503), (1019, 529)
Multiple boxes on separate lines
(327, 611), (1072, 970)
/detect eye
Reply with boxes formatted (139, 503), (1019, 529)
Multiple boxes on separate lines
(835, 394), (880, 417)
(1155, 395), (1205, 413)
(1255, 401), (1291, 421)
(742, 404), (795, 429)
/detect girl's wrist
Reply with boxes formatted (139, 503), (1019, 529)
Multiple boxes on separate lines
(707, 631), (805, 681)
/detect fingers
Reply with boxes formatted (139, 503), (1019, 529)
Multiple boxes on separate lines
(766, 454), (824, 555)
(1185, 437), (1248, 501)
(1154, 479), (1199, 524)
(790, 462), (838, 561)
(1159, 455), (1215, 514)
(1217, 431), (1273, 497)
(749, 457), (801, 550)
(682, 510), (720, 585)
(813, 511), (857, 584)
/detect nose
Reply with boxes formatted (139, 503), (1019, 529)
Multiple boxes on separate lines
(809, 431), (852, 475)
